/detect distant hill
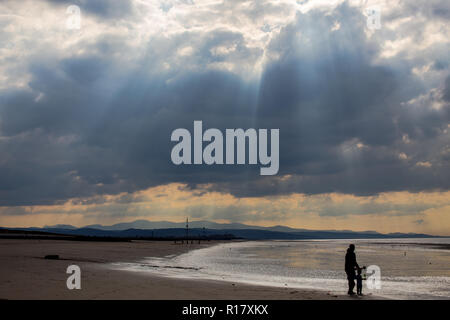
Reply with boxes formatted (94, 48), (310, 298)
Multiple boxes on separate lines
(80, 220), (271, 231)
(45, 220), (369, 234)
(43, 224), (77, 230)
(7, 219), (440, 240)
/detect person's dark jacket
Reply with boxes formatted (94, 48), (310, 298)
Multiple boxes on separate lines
(345, 248), (359, 274)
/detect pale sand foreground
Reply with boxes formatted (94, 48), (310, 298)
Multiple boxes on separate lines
(0, 239), (377, 300)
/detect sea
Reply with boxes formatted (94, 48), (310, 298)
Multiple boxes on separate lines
(111, 238), (450, 299)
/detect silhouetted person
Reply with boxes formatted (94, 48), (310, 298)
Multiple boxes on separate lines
(356, 267), (363, 295)
(345, 244), (359, 295)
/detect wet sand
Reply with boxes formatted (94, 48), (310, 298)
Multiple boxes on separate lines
(0, 239), (379, 300)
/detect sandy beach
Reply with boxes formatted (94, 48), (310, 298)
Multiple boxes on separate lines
(0, 239), (378, 300)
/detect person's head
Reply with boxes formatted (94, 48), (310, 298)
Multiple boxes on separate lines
(349, 244), (355, 252)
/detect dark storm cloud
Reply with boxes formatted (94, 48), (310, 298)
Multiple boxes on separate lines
(444, 75), (450, 102)
(0, 2), (449, 205)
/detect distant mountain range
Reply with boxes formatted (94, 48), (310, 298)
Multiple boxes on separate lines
(0, 219), (438, 240)
(49, 220), (314, 232)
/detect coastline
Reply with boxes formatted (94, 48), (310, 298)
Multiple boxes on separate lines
(0, 239), (381, 300)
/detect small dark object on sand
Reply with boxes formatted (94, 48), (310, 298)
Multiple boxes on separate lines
(44, 255), (59, 260)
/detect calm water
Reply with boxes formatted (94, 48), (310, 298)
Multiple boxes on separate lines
(112, 238), (450, 299)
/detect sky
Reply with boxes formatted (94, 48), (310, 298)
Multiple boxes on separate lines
(0, 0), (449, 235)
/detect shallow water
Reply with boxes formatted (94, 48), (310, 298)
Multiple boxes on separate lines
(111, 238), (450, 299)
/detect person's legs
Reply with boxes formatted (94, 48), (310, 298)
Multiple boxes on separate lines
(349, 278), (355, 294)
(347, 272), (355, 294)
